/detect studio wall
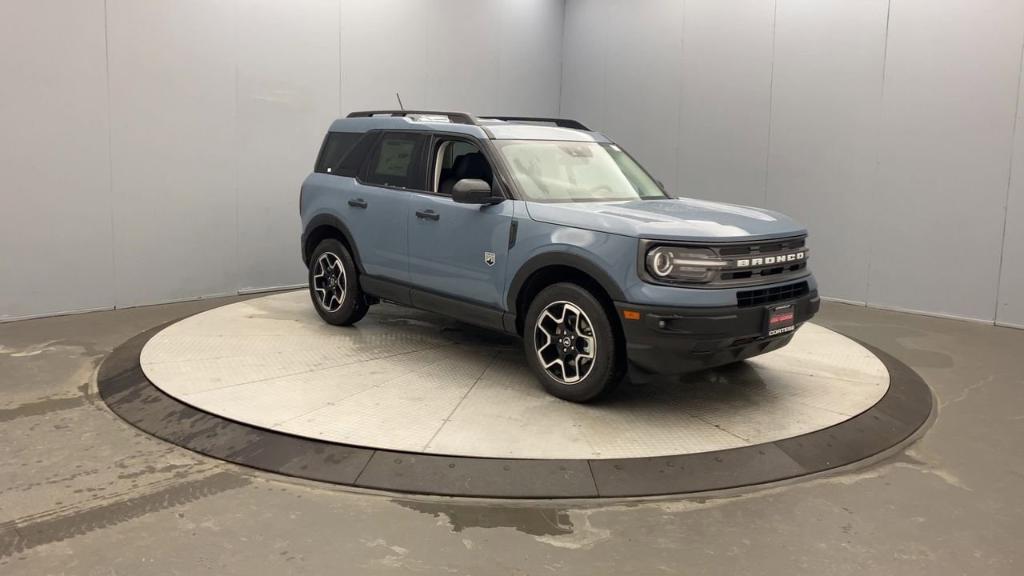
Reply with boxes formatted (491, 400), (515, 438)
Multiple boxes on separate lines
(0, 0), (115, 319)
(0, 0), (564, 321)
(3, 0), (1022, 329)
(561, 0), (1024, 326)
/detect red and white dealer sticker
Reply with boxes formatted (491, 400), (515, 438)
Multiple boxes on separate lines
(766, 303), (796, 337)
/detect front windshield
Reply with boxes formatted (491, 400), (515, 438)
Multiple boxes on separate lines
(493, 140), (667, 202)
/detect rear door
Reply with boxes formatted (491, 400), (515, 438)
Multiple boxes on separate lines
(345, 131), (429, 285)
(407, 135), (513, 311)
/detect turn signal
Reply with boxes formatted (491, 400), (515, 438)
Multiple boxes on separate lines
(622, 310), (641, 321)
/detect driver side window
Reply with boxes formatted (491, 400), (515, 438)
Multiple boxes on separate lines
(432, 139), (494, 195)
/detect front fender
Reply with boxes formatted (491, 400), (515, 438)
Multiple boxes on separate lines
(505, 223), (636, 312)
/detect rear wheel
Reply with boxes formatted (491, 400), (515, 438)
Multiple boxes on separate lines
(308, 239), (369, 326)
(523, 283), (624, 402)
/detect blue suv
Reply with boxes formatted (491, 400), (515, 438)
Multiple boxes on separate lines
(300, 110), (819, 402)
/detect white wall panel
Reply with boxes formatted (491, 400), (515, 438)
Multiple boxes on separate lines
(765, 0), (888, 304)
(562, 0), (1024, 324)
(3, 0), (564, 320)
(676, 0), (775, 206)
(339, 0), (431, 114)
(561, 0), (683, 190)
(423, 1), (501, 112)
(235, 0), (340, 291)
(107, 0), (238, 308)
(560, 0), (610, 131)
(497, 0), (564, 116)
(602, 0), (683, 191)
(9, 0), (1023, 326)
(341, 0), (561, 116)
(868, 0), (1024, 320)
(997, 51), (1024, 328)
(0, 0), (113, 320)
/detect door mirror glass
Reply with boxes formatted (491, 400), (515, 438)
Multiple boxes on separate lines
(452, 179), (503, 205)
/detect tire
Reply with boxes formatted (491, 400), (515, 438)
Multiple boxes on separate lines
(308, 239), (369, 326)
(523, 283), (625, 402)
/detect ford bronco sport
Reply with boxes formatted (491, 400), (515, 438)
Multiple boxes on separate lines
(300, 110), (819, 402)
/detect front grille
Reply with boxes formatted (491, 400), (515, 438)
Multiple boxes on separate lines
(718, 261), (808, 282)
(717, 236), (805, 257)
(707, 236), (809, 287)
(737, 281), (809, 308)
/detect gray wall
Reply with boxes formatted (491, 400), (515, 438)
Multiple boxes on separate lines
(0, 0), (563, 321)
(4, 0), (1023, 328)
(562, 0), (1024, 327)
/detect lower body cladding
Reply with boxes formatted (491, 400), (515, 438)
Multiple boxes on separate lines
(615, 289), (820, 378)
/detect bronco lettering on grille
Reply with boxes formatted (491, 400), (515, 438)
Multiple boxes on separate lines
(735, 251), (806, 268)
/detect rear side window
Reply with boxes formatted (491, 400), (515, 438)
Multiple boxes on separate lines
(362, 132), (428, 190)
(334, 132), (379, 177)
(315, 132), (361, 174)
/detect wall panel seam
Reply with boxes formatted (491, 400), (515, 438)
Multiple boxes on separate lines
(761, 0), (778, 208)
(993, 31), (1024, 320)
(344, 0), (348, 114)
(864, 0), (894, 310)
(103, 0), (118, 308)
(232, 0), (241, 297)
(673, 0), (687, 196)
(557, 0), (567, 117)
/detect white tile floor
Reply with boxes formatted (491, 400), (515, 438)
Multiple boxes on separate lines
(140, 290), (889, 459)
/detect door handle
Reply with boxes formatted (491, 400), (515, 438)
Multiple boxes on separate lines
(348, 198), (368, 209)
(415, 209), (440, 221)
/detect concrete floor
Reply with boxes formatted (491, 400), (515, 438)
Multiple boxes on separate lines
(0, 295), (1021, 575)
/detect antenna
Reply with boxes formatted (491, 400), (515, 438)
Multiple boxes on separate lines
(395, 92), (405, 111)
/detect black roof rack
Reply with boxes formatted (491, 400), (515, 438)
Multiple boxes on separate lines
(479, 116), (590, 131)
(345, 110), (591, 131)
(346, 110), (476, 125)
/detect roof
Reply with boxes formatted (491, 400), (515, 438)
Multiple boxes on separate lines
(327, 110), (609, 142)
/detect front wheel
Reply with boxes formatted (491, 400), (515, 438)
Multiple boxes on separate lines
(523, 283), (625, 402)
(308, 239), (369, 326)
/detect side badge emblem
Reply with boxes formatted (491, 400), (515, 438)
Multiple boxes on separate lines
(484, 251), (496, 267)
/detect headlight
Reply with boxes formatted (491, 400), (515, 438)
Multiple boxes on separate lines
(644, 246), (725, 284)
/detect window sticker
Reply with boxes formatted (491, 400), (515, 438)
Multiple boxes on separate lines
(375, 140), (414, 177)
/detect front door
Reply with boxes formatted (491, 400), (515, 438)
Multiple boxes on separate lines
(407, 137), (513, 310)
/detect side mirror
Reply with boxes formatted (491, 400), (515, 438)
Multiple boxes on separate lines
(451, 179), (504, 205)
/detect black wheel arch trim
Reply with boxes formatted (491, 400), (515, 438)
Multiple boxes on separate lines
(506, 251), (627, 314)
(302, 213), (363, 272)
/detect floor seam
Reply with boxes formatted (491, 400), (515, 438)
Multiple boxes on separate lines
(689, 412), (755, 445)
(171, 343), (458, 398)
(586, 459), (601, 497)
(420, 351), (501, 453)
(352, 450), (377, 485)
(269, 348), (467, 428)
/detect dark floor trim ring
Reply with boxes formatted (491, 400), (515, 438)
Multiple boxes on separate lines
(97, 321), (934, 499)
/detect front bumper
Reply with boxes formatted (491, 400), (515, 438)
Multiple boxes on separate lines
(614, 289), (820, 376)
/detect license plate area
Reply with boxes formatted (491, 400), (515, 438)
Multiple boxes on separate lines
(765, 303), (796, 337)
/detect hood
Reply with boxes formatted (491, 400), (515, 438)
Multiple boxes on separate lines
(524, 197), (806, 242)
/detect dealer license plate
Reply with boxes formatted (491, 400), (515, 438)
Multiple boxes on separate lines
(765, 303), (796, 337)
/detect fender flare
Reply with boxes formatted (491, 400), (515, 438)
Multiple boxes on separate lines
(506, 251), (627, 313)
(301, 213), (363, 272)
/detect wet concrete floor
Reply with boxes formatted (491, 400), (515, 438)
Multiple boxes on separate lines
(1, 293), (1022, 574)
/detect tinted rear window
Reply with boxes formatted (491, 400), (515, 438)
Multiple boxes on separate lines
(315, 132), (361, 175)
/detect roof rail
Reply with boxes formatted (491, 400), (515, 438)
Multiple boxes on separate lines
(346, 110), (476, 125)
(478, 116), (590, 131)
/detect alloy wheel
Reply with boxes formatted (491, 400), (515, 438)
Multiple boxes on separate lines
(533, 301), (597, 385)
(312, 252), (346, 312)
